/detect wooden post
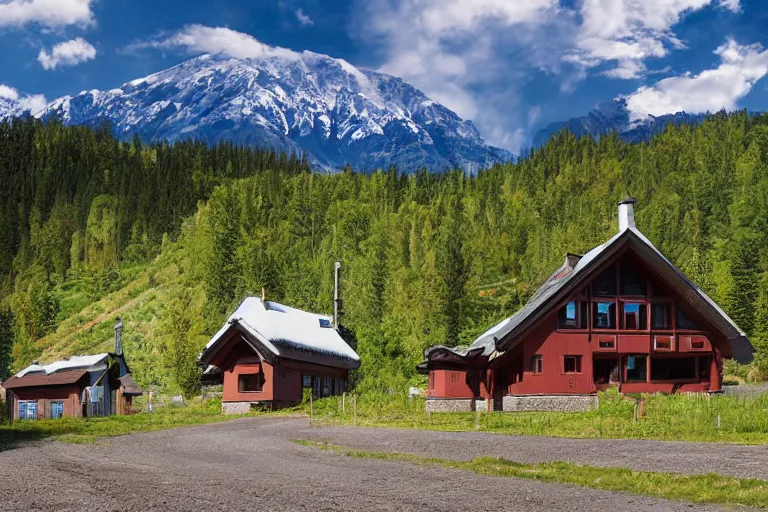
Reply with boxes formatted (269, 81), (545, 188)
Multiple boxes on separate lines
(353, 393), (357, 427)
(342, 392), (346, 414)
(310, 390), (314, 426)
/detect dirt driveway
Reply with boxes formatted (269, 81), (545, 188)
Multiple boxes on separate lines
(0, 416), (754, 511)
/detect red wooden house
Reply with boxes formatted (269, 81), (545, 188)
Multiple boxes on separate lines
(418, 199), (754, 412)
(199, 297), (360, 414)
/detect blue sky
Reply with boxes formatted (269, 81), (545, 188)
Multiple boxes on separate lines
(1, 0), (768, 153)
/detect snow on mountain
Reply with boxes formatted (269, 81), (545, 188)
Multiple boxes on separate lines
(531, 99), (709, 149)
(34, 53), (512, 173)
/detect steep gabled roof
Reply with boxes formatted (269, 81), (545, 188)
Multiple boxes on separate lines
(201, 297), (360, 369)
(420, 199), (754, 370)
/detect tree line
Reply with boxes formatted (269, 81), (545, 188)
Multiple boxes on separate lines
(2, 111), (768, 392)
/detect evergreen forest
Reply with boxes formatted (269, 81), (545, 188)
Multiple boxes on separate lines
(1, 112), (768, 397)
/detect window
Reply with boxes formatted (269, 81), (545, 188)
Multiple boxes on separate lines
(654, 335), (673, 351)
(651, 303), (672, 329)
(625, 355), (647, 382)
(691, 339), (705, 349)
(677, 307), (698, 330)
(563, 355), (582, 374)
(621, 303), (647, 330)
(598, 335), (616, 349)
(319, 318), (332, 328)
(313, 377), (321, 398)
(620, 263), (646, 295)
(592, 266), (616, 296)
(594, 357), (619, 385)
(530, 355), (543, 374)
(557, 301), (588, 329)
(50, 402), (64, 419)
(238, 373), (263, 392)
(323, 377), (331, 397)
(18, 401), (37, 420)
(593, 302), (616, 329)
(302, 375), (312, 388)
(651, 357), (697, 381)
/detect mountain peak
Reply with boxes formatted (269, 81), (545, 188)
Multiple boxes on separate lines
(32, 52), (511, 172)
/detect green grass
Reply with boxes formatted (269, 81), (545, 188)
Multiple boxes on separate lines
(0, 400), (252, 451)
(295, 440), (768, 508)
(288, 388), (768, 444)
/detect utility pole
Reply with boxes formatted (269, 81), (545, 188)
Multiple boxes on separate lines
(333, 261), (342, 328)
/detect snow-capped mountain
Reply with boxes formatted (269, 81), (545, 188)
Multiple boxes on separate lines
(28, 53), (512, 173)
(531, 99), (709, 148)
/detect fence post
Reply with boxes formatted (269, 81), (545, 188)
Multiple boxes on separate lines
(310, 391), (313, 426)
(353, 393), (357, 427)
(342, 392), (346, 414)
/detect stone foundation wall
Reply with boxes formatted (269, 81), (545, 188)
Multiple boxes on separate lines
(221, 401), (252, 415)
(502, 394), (598, 413)
(425, 398), (475, 413)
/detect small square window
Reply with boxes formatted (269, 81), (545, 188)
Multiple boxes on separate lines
(654, 336), (672, 350)
(302, 375), (312, 388)
(238, 373), (263, 392)
(563, 355), (582, 374)
(530, 355), (543, 374)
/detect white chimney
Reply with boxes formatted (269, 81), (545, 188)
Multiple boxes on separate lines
(114, 317), (123, 356)
(618, 197), (636, 232)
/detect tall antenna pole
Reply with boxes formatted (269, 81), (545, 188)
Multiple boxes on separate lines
(333, 261), (342, 328)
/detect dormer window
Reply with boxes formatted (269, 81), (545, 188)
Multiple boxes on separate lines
(319, 318), (333, 328)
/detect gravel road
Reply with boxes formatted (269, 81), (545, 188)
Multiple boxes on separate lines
(0, 416), (756, 511)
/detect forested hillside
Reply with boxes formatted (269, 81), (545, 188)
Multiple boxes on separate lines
(1, 111), (768, 396)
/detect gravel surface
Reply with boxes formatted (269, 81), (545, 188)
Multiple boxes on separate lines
(299, 422), (768, 480)
(0, 416), (741, 511)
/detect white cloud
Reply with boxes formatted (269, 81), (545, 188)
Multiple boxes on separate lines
(295, 8), (314, 27)
(569, 0), (740, 79)
(37, 37), (96, 70)
(358, 0), (559, 152)
(0, 0), (95, 29)
(0, 83), (47, 114)
(625, 38), (768, 120)
(130, 25), (300, 61)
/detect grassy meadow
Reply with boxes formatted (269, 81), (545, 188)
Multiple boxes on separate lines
(292, 388), (768, 444)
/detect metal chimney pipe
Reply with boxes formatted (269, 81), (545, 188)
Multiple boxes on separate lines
(618, 197), (637, 232)
(114, 317), (123, 356)
(333, 261), (342, 328)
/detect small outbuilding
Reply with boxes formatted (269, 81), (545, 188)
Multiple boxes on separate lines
(199, 297), (360, 414)
(1, 318), (142, 421)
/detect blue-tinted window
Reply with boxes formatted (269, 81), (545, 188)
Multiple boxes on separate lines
(622, 303), (647, 330)
(593, 302), (616, 329)
(51, 402), (64, 419)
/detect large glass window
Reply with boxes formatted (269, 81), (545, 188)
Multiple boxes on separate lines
(651, 303), (672, 329)
(625, 355), (647, 382)
(651, 357), (697, 381)
(593, 302), (616, 329)
(621, 303), (647, 330)
(592, 266), (616, 296)
(620, 263), (646, 296)
(594, 357), (619, 385)
(530, 355), (543, 374)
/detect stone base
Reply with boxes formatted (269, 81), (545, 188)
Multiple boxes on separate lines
(221, 401), (253, 415)
(425, 398), (475, 413)
(502, 394), (598, 413)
